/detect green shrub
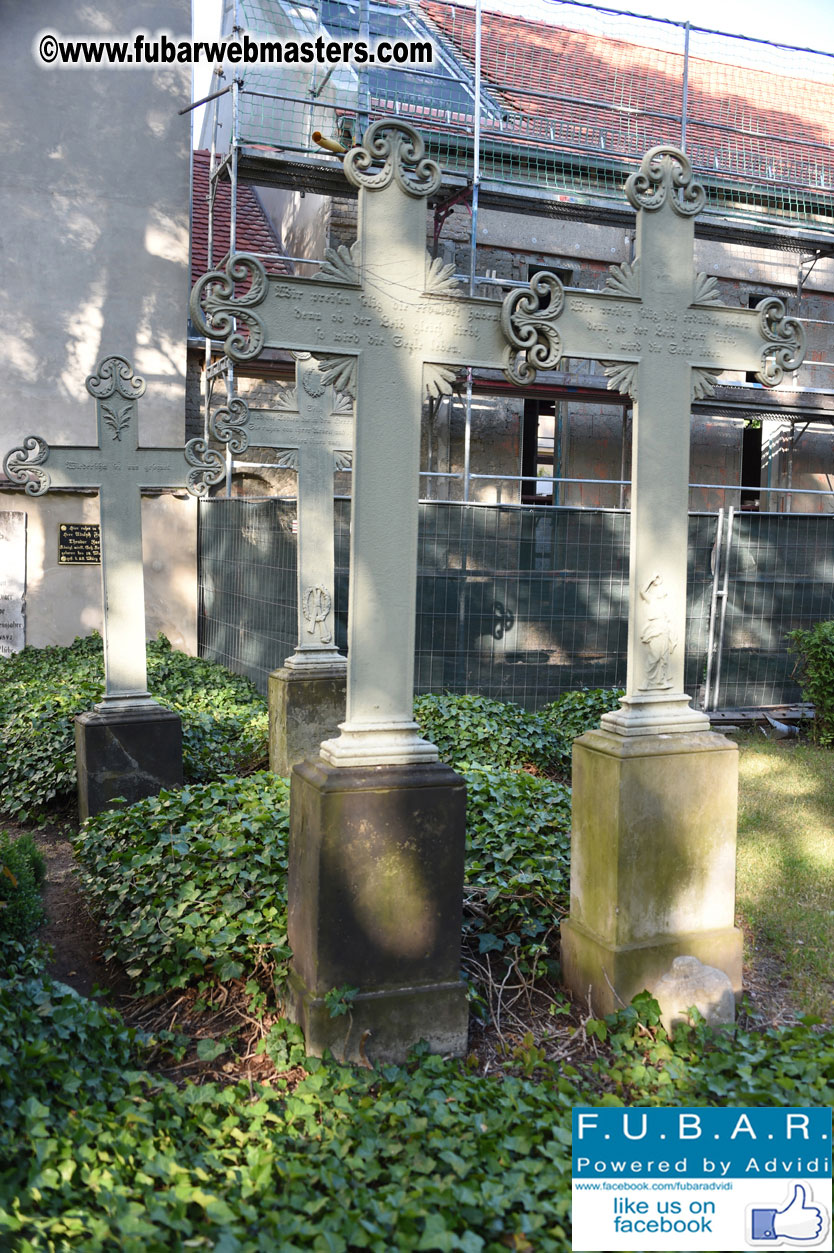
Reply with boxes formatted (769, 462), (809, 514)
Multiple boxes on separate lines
(788, 621), (834, 745)
(415, 688), (624, 773)
(0, 634), (268, 820)
(73, 772), (291, 995)
(0, 831), (46, 979)
(414, 692), (554, 769)
(462, 765), (571, 971)
(74, 763), (570, 1001)
(540, 686), (624, 743)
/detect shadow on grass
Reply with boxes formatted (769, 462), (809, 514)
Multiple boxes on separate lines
(732, 733), (834, 1019)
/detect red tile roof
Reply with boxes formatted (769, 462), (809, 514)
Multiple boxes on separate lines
(192, 150), (288, 284)
(421, 2), (834, 198)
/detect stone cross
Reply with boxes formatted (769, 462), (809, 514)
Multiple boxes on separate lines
(190, 120), (508, 767)
(501, 145), (805, 734)
(191, 130), (803, 758)
(211, 354), (352, 670)
(2, 354), (222, 708)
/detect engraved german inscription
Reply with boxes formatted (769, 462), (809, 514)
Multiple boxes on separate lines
(58, 522), (101, 565)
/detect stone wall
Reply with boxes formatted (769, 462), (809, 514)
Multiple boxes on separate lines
(0, 0), (196, 653)
(0, 492), (197, 653)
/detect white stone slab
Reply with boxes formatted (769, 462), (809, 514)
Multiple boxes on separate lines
(0, 511), (26, 657)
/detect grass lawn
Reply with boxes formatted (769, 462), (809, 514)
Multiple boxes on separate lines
(734, 731), (834, 1019)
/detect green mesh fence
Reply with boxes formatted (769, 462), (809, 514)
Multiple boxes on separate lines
(198, 498), (299, 690)
(230, 0), (834, 228)
(200, 498), (812, 710)
(713, 511), (834, 708)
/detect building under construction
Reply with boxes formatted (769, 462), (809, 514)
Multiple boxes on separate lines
(190, 0), (834, 712)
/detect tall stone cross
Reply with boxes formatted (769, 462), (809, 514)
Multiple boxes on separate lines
(501, 145), (805, 734)
(2, 354), (222, 708)
(190, 128), (804, 758)
(211, 354), (352, 670)
(191, 120), (509, 767)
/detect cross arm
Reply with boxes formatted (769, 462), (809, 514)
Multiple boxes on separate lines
(191, 256), (362, 362)
(191, 252), (512, 378)
(2, 436), (224, 498)
(502, 273), (805, 387)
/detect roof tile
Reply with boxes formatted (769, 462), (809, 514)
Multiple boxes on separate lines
(192, 150), (289, 284)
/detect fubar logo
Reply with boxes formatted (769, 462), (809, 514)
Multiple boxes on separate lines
(571, 1107), (832, 1252)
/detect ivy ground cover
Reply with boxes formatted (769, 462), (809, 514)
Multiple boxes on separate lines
(0, 634), (269, 822)
(3, 967), (833, 1252)
(3, 665), (833, 1249)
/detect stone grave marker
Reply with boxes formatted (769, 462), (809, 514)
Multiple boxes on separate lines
(190, 124), (803, 1052)
(191, 118), (512, 1062)
(0, 512), (26, 657)
(500, 144), (805, 1012)
(191, 124), (510, 773)
(210, 354), (353, 773)
(3, 353), (222, 819)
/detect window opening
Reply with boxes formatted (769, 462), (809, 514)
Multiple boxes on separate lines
(740, 421), (763, 511)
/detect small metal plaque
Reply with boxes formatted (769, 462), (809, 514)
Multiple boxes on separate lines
(58, 523), (101, 565)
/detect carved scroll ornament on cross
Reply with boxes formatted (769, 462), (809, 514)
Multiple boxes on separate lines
(624, 145), (706, 217)
(500, 145), (806, 391)
(86, 354), (146, 401)
(210, 395), (251, 455)
(3, 436), (50, 496)
(342, 118), (442, 198)
(190, 253), (268, 364)
(756, 297), (806, 385)
(183, 440), (225, 497)
(501, 271), (566, 387)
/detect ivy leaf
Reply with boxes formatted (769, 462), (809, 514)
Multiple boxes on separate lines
(196, 1038), (227, 1062)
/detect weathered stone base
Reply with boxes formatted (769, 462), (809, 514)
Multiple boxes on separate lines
(288, 970), (469, 1064)
(286, 758), (469, 1063)
(268, 664), (346, 777)
(75, 702), (183, 822)
(560, 918), (743, 1018)
(560, 727), (743, 1017)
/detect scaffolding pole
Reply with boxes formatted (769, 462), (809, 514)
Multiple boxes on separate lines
(681, 21), (690, 150)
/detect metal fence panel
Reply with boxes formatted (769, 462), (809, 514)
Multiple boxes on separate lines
(199, 498), (299, 690)
(713, 512), (834, 708)
(199, 498), (832, 709)
(199, 499), (697, 703)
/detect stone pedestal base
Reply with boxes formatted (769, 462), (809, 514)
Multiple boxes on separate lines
(560, 728), (743, 1017)
(287, 758), (469, 1063)
(75, 702), (183, 822)
(268, 664), (346, 777)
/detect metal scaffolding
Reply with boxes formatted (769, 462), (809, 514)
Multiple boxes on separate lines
(191, 0), (834, 506)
